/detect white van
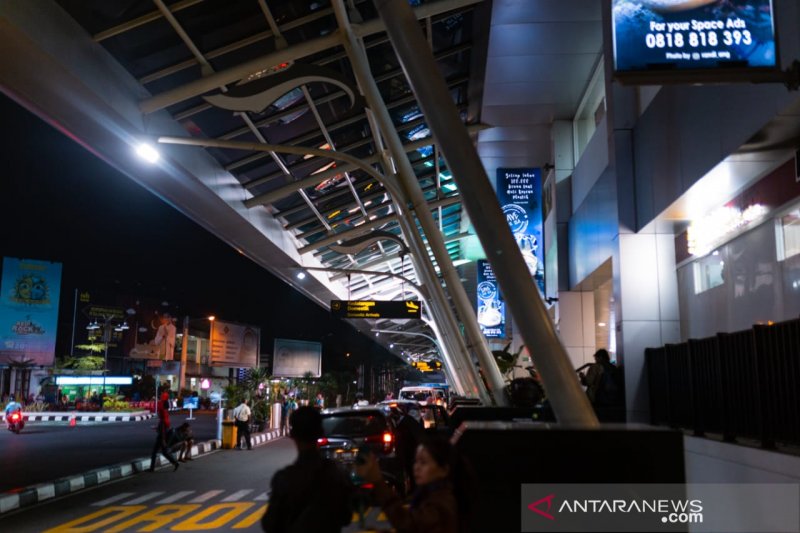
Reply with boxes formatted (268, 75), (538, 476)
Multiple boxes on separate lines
(398, 386), (447, 406)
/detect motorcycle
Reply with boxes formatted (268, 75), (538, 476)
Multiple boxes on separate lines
(6, 410), (24, 434)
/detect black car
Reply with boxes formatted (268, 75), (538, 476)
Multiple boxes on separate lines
(318, 407), (405, 494)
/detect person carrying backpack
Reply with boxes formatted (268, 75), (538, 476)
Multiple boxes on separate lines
(579, 349), (624, 421)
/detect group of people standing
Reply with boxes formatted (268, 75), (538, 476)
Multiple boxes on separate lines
(261, 406), (472, 533)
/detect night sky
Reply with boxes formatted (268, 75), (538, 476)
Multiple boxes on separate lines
(0, 94), (395, 371)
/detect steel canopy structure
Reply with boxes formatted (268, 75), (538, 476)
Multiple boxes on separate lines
(0, 1), (601, 418)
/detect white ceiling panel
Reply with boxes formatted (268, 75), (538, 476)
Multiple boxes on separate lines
(491, 0), (601, 25)
(483, 81), (582, 106)
(485, 53), (599, 84)
(487, 23), (602, 57)
(482, 103), (557, 125)
(478, 139), (552, 158)
(477, 125), (553, 143)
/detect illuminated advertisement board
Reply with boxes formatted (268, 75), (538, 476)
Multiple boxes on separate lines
(612, 0), (777, 80)
(477, 260), (505, 339)
(0, 258), (62, 366)
(497, 168), (544, 293)
(210, 320), (260, 368)
(272, 338), (321, 378)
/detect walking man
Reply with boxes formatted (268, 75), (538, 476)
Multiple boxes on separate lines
(233, 398), (252, 450)
(150, 392), (179, 471)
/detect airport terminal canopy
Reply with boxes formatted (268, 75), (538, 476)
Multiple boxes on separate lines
(0, 0), (602, 373)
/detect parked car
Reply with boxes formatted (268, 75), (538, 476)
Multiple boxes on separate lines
(378, 400), (450, 432)
(398, 386), (447, 406)
(317, 407), (404, 495)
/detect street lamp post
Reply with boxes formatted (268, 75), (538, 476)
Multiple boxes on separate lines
(86, 315), (129, 409)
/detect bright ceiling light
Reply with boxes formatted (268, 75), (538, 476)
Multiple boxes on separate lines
(135, 143), (160, 163)
(296, 271), (306, 280)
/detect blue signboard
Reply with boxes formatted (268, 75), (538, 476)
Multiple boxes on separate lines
(496, 168), (544, 294)
(612, 0), (777, 74)
(477, 260), (505, 339)
(0, 258), (62, 366)
(183, 396), (200, 409)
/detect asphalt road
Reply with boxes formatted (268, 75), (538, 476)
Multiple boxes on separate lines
(0, 437), (390, 532)
(0, 411), (219, 492)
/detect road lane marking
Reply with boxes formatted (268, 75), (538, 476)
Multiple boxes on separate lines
(254, 492), (269, 501)
(104, 504), (200, 533)
(221, 489), (253, 502)
(232, 504), (267, 529)
(171, 502), (255, 530)
(189, 490), (224, 503)
(158, 490), (195, 504)
(45, 500), (389, 532)
(123, 491), (165, 505)
(43, 505), (146, 533)
(92, 492), (136, 506)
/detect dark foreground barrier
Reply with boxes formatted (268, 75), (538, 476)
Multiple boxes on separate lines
(646, 317), (800, 448)
(448, 406), (539, 430)
(453, 422), (685, 532)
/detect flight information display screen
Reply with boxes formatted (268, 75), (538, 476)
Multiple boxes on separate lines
(612, 0), (777, 78)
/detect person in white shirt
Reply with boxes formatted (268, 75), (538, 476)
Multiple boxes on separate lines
(233, 399), (252, 450)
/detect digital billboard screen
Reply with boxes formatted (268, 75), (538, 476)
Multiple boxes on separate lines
(612, 0), (777, 81)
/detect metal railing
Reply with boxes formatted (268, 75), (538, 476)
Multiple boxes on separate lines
(646, 318), (800, 448)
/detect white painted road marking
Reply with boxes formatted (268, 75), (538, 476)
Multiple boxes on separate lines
(221, 489), (253, 502)
(189, 490), (224, 503)
(92, 493), (136, 506)
(124, 492), (165, 505)
(157, 490), (195, 504)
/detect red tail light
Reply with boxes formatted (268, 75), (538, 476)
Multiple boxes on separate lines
(316, 437), (329, 447)
(10, 413), (20, 421)
(364, 431), (394, 452)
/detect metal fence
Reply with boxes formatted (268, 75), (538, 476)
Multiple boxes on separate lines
(646, 318), (800, 448)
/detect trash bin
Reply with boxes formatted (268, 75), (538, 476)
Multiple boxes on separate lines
(222, 419), (238, 449)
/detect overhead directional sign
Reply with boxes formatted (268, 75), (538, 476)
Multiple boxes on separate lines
(330, 300), (422, 319)
(412, 360), (442, 372)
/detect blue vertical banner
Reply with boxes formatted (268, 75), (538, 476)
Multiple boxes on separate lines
(477, 259), (505, 339)
(496, 168), (544, 293)
(0, 258), (62, 366)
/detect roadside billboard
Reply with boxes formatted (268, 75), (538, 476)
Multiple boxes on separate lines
(272, 338), (322, 378)
(210, 319), (259, 368)
(0, 257), (62, 366)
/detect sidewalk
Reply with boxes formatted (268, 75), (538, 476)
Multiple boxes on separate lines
(0, 428), (283, 515)
(0, 410), (154, 423)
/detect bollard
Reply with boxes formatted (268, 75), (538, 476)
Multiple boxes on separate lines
(216, 406), (223, 441)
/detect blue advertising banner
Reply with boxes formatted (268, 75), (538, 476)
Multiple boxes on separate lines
(496, 168), (544, 293)
(612, 0), (777, 73)
(0, 258), (62, 366)
(477, 260), (505, 339)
